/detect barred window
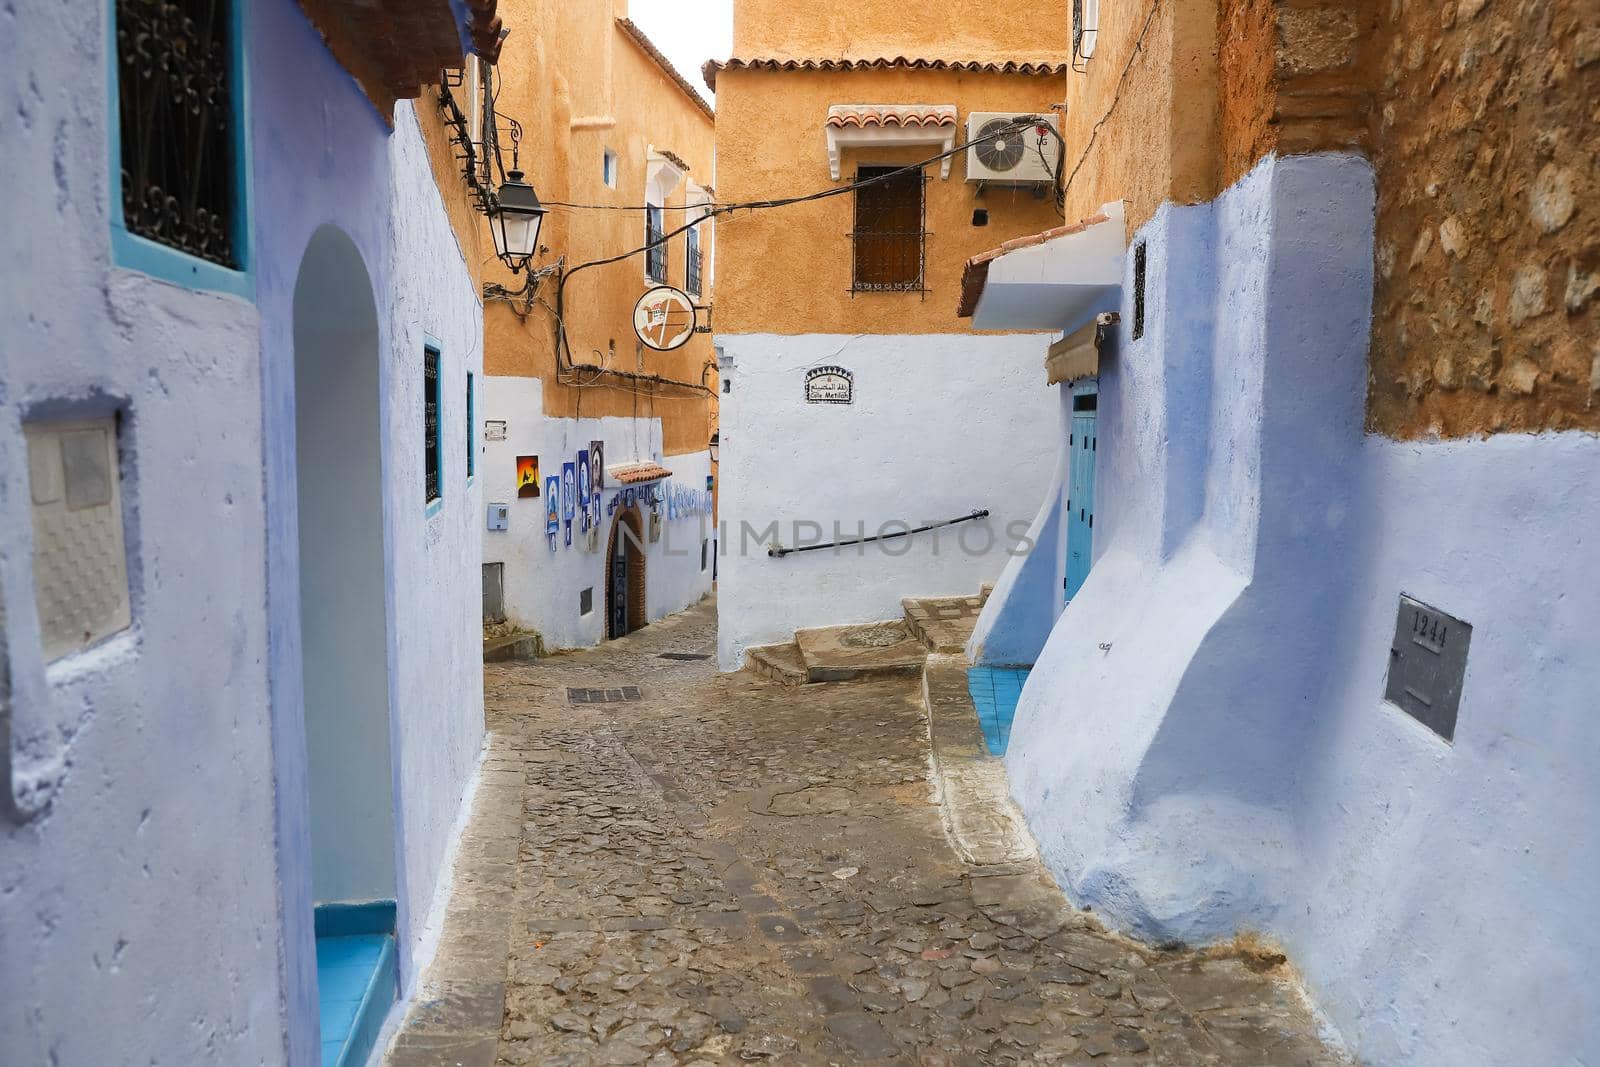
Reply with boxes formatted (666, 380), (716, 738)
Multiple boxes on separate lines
(851, 167), (925, 292)
(645, 204), (667, 283)
(115, 0), (239, 268)
(685, 223), (703, 296)
(425, 345), (442, 506)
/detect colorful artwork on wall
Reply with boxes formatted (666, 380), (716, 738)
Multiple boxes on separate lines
(576, 450), (591, 532)
(589, 440), (604, 491)
(544, 476), (560, 533)
(561, 462), (576, 546)
(516, 455), (539, 498)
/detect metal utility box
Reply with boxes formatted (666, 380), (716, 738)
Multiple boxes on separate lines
(1383, 595), (1472, 742)
(487, 503), (509, 531)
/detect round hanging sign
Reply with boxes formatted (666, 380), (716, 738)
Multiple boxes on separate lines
(632, 285), (698, 352)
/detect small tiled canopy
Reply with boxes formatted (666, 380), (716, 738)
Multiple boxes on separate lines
(608, 462), (674, 485)
(825, 104), (958, 129)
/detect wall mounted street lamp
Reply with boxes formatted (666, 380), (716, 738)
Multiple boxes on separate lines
(708, 431), (720, 464)
(489, 169), (546, 274)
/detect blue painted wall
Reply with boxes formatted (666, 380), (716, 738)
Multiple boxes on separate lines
(1007, 153), (1600, 1065)
(0, 1), (484, 1062)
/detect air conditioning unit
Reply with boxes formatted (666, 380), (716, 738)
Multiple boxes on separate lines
(965, 112), (1060, 184)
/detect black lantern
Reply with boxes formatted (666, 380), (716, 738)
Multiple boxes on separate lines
(489, 169), (546, 273)
(708, 431), (720, 464)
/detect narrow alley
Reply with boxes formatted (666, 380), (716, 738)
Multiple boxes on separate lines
(388, 600), (1339, 1066)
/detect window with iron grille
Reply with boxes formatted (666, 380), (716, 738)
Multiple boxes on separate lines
(685, 223), (703, 296)
(425, 345), (442, 506)
(1132, 242), (1147, 340)
(645, 204), (667, 283)
(851, 167), (926, 293)
(114, 0), (240, 269)
(466, 371), (475, 480)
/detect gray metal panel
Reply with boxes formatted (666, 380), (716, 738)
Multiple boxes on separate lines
(482, 562), (505, 625)
(1383, 595), (1472, 742)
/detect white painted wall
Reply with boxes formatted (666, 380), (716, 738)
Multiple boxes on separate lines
(1007, 152), (1600, 1066)
(714, 333), (1058, 670)
(482, 375), (714, 650)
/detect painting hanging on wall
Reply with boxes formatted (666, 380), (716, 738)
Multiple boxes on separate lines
(576, 449), (591, 532)
(516, 455), (540, 498)
(590, 440), (604, 490)
(544, 476), (560, 533)
(561, 461), (576, 547)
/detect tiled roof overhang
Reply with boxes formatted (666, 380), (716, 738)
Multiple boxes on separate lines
(825, 104), (957, 129)
(617, 18), (716, 120)
(958, 217), (1107, 318)
(609, 462), (674, 485)
(703, 56), (1068, 92)
(297, 0), (503, 118)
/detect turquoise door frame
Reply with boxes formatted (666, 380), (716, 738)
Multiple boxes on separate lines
(1064, 383), (1098, 603)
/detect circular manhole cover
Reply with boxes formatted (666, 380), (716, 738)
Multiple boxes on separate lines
(838, 625), (907, 649)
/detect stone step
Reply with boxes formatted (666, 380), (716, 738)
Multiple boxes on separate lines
(744, 641), (809, 686)
(922, 653), (1037, 868)
(901, 593), (988, 654)
(793, 620), (927, 683)
(483, 631), (545, 662)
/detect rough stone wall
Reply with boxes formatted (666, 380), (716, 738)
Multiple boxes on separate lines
(1367, 0), (1599, 437)
(1217, 0), (1377, 190)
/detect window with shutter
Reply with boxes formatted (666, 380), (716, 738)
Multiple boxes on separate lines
(850, 167), (925, 293)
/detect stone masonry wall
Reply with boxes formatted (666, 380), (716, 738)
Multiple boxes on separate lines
(1367, 0), (1599, 437)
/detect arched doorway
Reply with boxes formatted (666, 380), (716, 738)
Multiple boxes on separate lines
(292, 225), (397, 910)
(605, 506), (647, 639)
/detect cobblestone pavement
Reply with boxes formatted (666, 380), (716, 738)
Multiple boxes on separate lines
(388, 598), (1343, 1066)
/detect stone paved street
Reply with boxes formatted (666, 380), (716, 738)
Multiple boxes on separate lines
(387, 599), (1343, 1066)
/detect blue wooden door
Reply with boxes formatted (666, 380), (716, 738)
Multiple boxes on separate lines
(1064, 390), (1098, 603)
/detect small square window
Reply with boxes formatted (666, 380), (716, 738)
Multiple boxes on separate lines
(603, 149), (618, 189)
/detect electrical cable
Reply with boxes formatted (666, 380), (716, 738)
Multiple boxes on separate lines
(551, 115), (1066, 389)
(1059, 0), (1162, 202)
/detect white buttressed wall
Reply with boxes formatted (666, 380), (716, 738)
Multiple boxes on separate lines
(714, 333), (1059, 671)
(1007, 152), (1600, 1066)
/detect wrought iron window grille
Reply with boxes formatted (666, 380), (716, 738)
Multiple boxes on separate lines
(685, 225), (703, 296)
(646, 205), (668, 283)
(1132, 241), (1147, 340)
(424, 345), (442, 504)
(849, 167), (929, 297)
(115, 0), (239, 268)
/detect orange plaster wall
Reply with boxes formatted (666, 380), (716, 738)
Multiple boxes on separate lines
(1053, 0), (1220, 234)
(732, 0), (1066, 60)
(480, 0), (718, 457)
(714, 67), (1067, 335)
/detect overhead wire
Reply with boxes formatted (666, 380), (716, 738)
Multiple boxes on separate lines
(549, 115), (1068, 393)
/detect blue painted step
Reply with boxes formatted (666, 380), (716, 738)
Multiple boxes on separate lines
(967, 666), (1031, 756)
(315, 902), (398, 1067)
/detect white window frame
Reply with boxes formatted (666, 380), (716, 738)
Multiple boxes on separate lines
(603, 148), (618, 189)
